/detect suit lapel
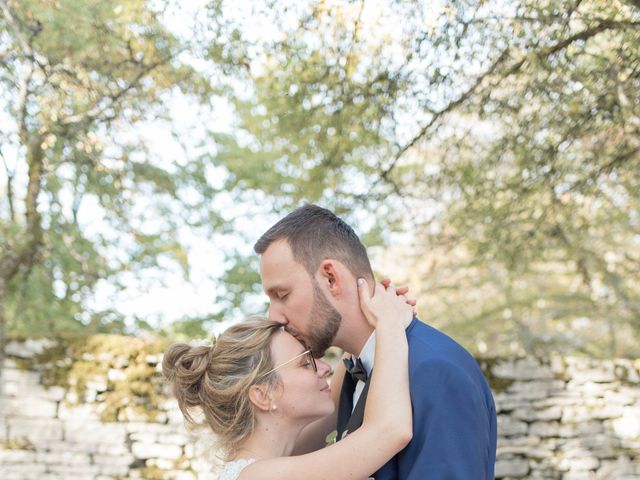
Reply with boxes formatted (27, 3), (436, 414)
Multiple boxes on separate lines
(343, 378), (371, 437)
(336, 371), (355, 439)
(337, 373), (372, 440)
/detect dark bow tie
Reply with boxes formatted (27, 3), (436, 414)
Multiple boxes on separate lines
(344, 357), (368, 383)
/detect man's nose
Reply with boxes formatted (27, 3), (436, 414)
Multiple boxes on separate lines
(268, 305), (287, 325)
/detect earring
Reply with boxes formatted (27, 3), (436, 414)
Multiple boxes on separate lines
(271, 404), (278, 411)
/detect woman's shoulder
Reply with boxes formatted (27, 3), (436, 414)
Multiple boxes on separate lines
(218, 458), (256, 480)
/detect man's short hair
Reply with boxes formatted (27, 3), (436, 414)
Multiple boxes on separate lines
(254, 204), (374, 280)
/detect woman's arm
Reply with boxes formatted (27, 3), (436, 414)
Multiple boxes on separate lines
(358, 279), (413, 439)
(242, 279), (413, 480)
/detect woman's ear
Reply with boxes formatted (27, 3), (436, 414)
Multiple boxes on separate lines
(248, 384), (272, 412)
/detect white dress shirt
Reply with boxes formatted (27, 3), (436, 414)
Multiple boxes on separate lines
(352, 331), (376, 410)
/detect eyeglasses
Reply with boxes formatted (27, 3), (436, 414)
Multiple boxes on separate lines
(260, 350), (317, 378)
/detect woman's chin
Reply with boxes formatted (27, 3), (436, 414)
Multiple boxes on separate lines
(309, 403), (336, 423)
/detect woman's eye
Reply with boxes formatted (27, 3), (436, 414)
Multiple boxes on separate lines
(279, 293), (288, 300)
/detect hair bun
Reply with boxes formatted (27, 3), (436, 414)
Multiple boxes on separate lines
(162, 343), (212, 412)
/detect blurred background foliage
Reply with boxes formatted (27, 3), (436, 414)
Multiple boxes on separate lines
(0, 0), (638, 358)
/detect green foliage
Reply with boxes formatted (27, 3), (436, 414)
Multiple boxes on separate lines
(216, 252), (264, 312)
(476, 358), (516, 394)
(206, 1), (408, 213)
(404, 0), (640, 357)
(1, 0), (638, 360)
(0, 0), (219, 338)
(205, 0), (640, 357)
(1, 437), (36, 451)
(27, 334), (170, 422)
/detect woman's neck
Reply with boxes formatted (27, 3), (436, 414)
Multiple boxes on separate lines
(234, 416), (305, 461)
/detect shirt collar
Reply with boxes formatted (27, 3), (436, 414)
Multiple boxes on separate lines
(352, 331), (376, 375)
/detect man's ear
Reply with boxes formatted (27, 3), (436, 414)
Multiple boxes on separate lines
(317, 259), (342, 296)
(248, 384), (272, 412)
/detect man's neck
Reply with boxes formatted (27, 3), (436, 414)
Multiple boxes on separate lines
(337, 313), (374, 355)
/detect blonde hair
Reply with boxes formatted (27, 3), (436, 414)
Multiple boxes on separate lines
(162, 317), (282, 459)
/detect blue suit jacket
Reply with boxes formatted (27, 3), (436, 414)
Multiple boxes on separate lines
(342, 318), (497, 479)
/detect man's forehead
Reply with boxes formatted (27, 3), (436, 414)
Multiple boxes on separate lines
(259, 240), (301, 278)
(259, 239), (311, 290)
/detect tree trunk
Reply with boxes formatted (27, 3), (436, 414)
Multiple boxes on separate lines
(0, 135), (45, 390)
(0, 280), (6, 396)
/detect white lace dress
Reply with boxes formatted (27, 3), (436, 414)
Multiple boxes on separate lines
(218, 458), (256, 480)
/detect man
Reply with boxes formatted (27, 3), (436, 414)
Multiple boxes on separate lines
(255, 204), (496, 479)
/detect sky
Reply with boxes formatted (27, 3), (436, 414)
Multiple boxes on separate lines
(87, 0), (408, 333)
(0, 0), (424, 336)
(0, 0), (257, 335)
(84, 90), (277, 335)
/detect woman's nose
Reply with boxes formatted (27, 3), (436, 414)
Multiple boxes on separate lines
(316, 359), (332, 377)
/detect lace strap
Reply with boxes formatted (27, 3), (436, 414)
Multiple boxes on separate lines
(218, 458), (256, 480)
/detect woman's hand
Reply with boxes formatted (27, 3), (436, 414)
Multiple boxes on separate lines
(380, 278), (417, 315)
(357, 279), (414, 329)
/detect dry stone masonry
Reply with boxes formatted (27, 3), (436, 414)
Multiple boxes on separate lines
(1, 337), (639, 479)
(480, 355), (640, 479)
(1, 337), (216, 480)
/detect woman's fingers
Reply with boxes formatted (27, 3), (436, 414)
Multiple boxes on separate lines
(395, 286), (409, 296)
(357, 278), (373, 318)
(360, 279), (415, 327)
(380, 277), (410, 297)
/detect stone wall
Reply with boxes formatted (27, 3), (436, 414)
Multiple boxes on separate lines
(482, 355), (640, 479)
(1, 337), (639, 480)
(0, 336), (217, 480)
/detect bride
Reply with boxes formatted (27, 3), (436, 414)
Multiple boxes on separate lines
(162, 279), (412, 479)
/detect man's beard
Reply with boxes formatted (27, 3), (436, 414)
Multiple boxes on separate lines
(306, 279), (342, 356)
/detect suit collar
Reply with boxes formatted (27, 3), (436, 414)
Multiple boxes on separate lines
(353, 331), (376, 375)
(353, 316), (419, 374)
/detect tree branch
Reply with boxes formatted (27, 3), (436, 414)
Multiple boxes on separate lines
(567, 145), (640, 194)
(379, 47), (511, 183)
(0, 147), (15, 221)
(0, 140), (44, 297)
(55, 54), (176, 136)
(1, 1), (38, 145)
(0, 0), (34, 57)
(383, 17), (631, 183)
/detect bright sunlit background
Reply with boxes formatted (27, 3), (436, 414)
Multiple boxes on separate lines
(1, 0), (638, 358)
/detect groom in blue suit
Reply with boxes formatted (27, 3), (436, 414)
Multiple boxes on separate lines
(255, 204), (497, 479)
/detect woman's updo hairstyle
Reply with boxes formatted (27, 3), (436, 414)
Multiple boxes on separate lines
(162, 317), (282, 458)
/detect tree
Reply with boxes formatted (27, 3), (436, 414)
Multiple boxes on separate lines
(2, 0), (636, 360)
(0, 0), (216, 359)
(402, 0), (640, 357)
(206, 0), (640, 357)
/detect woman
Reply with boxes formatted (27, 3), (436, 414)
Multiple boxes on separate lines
(162, 279), (413, 479)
